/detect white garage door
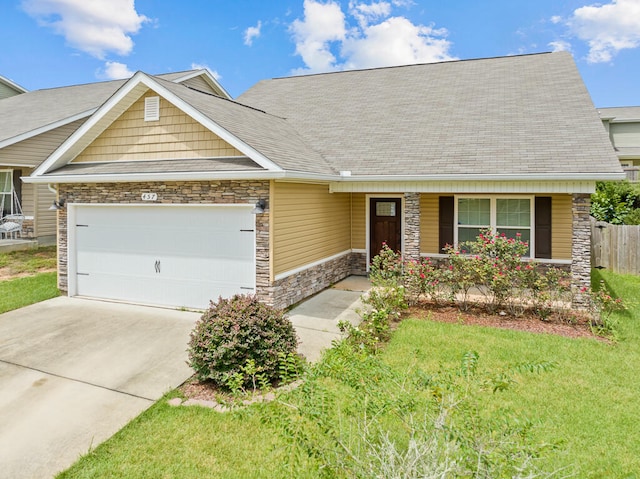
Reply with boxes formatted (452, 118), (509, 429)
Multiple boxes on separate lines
(69, 204), (256, 309)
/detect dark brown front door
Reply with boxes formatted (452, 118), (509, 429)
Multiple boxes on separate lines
(370, 198), (402, 259)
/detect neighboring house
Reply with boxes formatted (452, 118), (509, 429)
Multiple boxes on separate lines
(24, 51), (624, 310)
(599, 106), (640, 182)
(0, 74), (27, 99)
(0, 69), (227, 243)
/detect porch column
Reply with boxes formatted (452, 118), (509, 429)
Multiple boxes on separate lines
(404, 192), (421, 263)
(571, 193), (591, 308)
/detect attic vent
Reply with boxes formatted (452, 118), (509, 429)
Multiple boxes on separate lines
(144, 96), (160, 121)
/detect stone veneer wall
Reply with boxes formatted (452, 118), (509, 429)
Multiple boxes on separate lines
(271, 252), (353, 309)
(404, 193), (421, 263)
(571, 193), (591, 308)
(56, 181), (271, 299)
(350, 252), (367, 276)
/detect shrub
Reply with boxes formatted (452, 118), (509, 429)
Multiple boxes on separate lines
(187, 294), (299, 390)
(369, 242), (403, 287)
(591, 180), (640, 225)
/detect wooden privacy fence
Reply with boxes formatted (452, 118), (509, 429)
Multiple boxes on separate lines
(591, 217), (640, 275)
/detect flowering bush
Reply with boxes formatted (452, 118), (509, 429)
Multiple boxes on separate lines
(368, 229), (575, 320)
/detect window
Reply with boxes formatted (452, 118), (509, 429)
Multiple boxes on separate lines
(455, 196), (533, 256)
(0, 170), (13, 216)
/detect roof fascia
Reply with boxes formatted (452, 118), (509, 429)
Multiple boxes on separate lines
(23, 170), (289, 184)
(327, 173), (626, 181)
(0, 109), (95, 149)
(0, 75), (28, 94)
(172, 69), (232, 99)
(32, 72), (283, 177)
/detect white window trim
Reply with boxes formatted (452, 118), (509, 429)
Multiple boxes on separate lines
(454, 195), (535, 256)
(0, 169), (14, 215)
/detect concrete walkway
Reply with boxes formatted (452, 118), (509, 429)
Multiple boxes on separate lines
(290, 276), (370, 362)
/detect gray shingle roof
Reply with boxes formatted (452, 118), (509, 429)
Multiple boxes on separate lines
(0, 71), (204, 144)
(238, 51), (620, 177)
(599, 106), (640, 121)
(156, 79), (337, 175)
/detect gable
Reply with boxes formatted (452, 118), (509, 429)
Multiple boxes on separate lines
(72, 91), (244, 163)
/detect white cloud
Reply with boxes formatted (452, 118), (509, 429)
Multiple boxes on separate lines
(550, 15), (563, 24)
(548, 40), (572, 52)
(290, 0), (455, 74)
(349, 1), (391, 27)
(22, 0), (148, 59)
(99, 61), (134, 80)
(566, 0), (640, 63)
(190, 63), (221, 81)
(290, 0), (347, 72)
(244, 20), (262, 46)
(343, 16), (455, 69)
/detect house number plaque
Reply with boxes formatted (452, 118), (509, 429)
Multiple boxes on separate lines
(141, 193), (158, 201)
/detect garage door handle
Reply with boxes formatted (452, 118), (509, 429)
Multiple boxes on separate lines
(154, 260), (160, 273)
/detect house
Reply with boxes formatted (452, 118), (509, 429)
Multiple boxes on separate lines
(24, 51), (624, 310)
(0, 74), (27, 99)
(0, 69), (227, 243)
(599, 106), (640, 182)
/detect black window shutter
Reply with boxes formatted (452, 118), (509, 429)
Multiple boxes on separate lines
(535, 197), (552, 259)
(439, 196), (454, 253)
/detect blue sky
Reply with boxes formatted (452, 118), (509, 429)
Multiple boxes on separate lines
(1, 0), (639, 106)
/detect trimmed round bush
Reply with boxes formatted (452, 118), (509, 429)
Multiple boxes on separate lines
(187, 294), (298, 388)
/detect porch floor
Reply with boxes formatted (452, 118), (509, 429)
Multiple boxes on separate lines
(0, 239), (38, 253)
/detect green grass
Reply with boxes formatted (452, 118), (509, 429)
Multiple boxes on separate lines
(57, 270), (640, 478)
(0, 246), (57, 276)
(0, 272), (60, 314)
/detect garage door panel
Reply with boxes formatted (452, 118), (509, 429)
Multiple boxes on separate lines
(72, 205), (256, 309)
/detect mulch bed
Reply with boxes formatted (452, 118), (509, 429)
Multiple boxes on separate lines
(405, 303), (602, 341)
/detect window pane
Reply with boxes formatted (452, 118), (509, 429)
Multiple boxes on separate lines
(496, 199), (530, 227)
(0, 172), (11, 193)
(458, 227), (483, 245)
(497, 228), (531, 256)
(375, 202), (396, 216)
(458, 198), (490, 226)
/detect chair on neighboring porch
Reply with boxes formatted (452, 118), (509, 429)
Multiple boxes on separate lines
(0, 214), (24, 239)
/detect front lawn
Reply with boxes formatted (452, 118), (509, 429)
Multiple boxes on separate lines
(0, 246), (59, 313)
(58, 270), (639, 478)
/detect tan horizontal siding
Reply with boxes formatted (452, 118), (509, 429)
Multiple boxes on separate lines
(551, 194), (572, 260)
(0, 119), (85, 167)
(34, 184), (56, 237)
(20, 181), (35, 216)
(73, 92), (244, 162)
(420, 194), (440, 254)
(273, 182), (350, 276)
(351, 193), (366, 249)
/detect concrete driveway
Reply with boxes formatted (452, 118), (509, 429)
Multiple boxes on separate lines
(0, 296), (199, 479)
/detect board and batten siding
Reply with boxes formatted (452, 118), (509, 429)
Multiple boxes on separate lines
(418, 193), (572, 260)
(350, 193), (366, 250)
(0, 119), (86, 168)
(272, 182), (351, 277)
(72, 92), (244, 163)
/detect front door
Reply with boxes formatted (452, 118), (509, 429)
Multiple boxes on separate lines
(370, 198), (402, 259)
